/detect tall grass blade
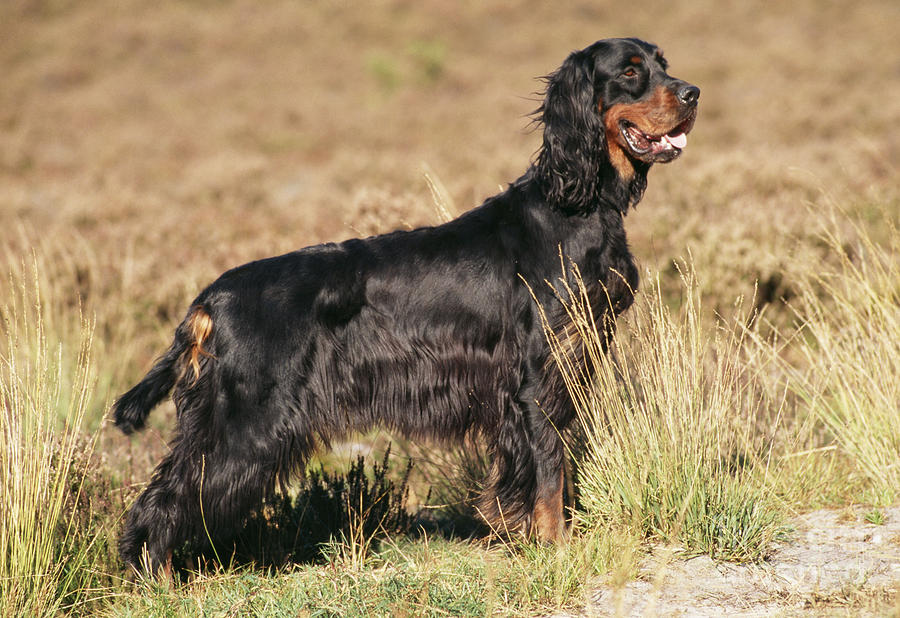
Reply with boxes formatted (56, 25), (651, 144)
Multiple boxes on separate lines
(0, 261), (98, 616)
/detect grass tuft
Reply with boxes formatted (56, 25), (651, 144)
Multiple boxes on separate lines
(537, 260), (786, 562)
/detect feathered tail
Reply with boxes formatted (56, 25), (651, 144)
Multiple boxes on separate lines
(112, 305), (213, 434)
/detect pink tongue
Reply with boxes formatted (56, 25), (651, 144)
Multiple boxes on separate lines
(666, 132), (688, 149)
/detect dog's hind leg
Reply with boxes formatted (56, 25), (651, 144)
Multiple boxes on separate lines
(119, 444), (195, 574)
(120, 433), (283, 575)
(119, 355), (289, 575)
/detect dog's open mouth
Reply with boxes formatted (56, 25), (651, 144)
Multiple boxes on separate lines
(619, 108), (696, 161)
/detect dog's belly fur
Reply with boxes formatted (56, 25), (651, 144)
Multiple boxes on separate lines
(315, 318), (517, 439)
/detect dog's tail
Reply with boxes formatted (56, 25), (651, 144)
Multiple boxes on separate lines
(113, 305), (214, 434)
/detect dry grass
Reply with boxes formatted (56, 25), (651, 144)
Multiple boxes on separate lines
(779, 211), (900, 504)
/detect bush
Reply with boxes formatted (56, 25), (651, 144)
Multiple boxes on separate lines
(177, 446), (415, 572)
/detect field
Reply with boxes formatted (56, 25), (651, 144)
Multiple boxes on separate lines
(1, 0), (899, 615)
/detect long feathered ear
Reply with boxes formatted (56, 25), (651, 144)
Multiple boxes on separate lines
(534, 50), (605, 216)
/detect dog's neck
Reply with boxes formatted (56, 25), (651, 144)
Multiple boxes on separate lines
(598, 158), (650, 214)
(529, 160), (650, 217)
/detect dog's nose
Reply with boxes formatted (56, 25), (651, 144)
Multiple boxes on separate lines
(677, 84), (700, 106)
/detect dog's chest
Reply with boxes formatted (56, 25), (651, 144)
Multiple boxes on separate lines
(565, 217), (639, 315)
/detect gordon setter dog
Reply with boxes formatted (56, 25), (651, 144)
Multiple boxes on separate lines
(113, 37), (698, 574)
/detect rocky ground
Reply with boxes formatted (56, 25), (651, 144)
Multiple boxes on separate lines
(581, 507), (900, 617)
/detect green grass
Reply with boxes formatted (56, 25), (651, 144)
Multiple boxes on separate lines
(111, 524), (635, 617)
(863, 508), (885, 526)
(206, 447), (415, 572)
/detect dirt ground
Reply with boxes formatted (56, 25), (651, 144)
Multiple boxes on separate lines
(578, 507), (900, 617)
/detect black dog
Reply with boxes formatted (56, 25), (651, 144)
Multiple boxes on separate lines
(113, 37), (698, 574)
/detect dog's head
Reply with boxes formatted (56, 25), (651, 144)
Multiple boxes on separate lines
(535, 38), (699, 215)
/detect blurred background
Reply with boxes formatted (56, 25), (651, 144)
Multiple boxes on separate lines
(1, 0), (897, 422)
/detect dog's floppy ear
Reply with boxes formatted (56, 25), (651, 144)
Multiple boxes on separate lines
(534, 50), (605, 216)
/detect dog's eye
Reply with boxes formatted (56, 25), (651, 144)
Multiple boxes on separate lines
(621, 67), (638, 78)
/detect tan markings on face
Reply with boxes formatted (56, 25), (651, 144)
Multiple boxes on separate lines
(606, 138), (635, 180)
(629, 55), (642, 65)
(603, 86), (683, 177)
(597, 99), (634, 180)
